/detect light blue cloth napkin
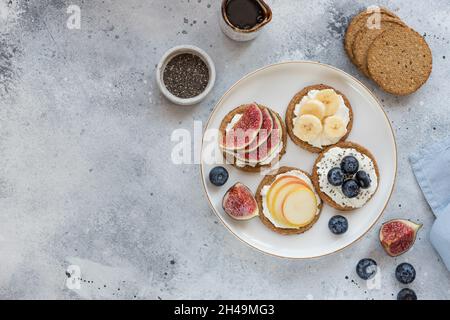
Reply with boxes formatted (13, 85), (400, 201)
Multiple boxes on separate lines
(410, 137), (450, 271)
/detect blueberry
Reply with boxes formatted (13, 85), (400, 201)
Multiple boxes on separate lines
(355, 171), (371, 189)
(209, 166), (229, 186)
(397, 288), (417, 300)
(328, 215), (348, 234)
(356, 258), (377, 280)
(327, 167), (344, 186)
(342, 179), (360, 198)
(341, 156), (359, 174)
(395, 263), (416, 284)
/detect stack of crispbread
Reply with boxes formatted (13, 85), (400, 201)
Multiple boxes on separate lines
(345, 7), (432, 95)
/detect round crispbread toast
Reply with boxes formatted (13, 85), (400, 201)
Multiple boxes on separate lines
(311, 142), (380, 211)
(285, 84), (353, 153)
(255, 166), (322, 235)
(219, 104), (287, 172)
(352, 17), (405, 76)
(367, 25), (432, 96)
(345, 7), (399, 63)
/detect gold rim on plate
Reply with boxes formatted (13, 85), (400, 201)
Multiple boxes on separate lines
(199, 61), (397, 259)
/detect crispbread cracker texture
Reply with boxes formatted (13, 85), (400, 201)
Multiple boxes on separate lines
(352, 17), (405, 76)
(367, 25), (432, 95)
(345, 7), (399, 62)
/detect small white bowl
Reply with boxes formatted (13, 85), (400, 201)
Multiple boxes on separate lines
(156, 45), (216, 106)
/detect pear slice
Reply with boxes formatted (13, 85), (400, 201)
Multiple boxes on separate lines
(271, 183), (307, 226)
(282, 187), (317, 226)
(266, 176), (304, 211)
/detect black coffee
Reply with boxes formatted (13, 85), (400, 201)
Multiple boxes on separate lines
(225, 0), (265, 30)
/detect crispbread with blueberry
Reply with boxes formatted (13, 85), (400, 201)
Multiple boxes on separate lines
(312, 142), (379, 211)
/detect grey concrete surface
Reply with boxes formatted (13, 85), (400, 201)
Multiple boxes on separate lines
(0, 0), (449, 300)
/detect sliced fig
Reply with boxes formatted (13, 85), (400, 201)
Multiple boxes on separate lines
(244, 128), (281, 163)
(229, 128), (281, 165)
(222, 183), (259, 220)
(244, 111), (282, 162)
(222, 103), (263, 151)
(224, 110), (283, 166)
(379, 219), (422, 257)
(246, 107), (273, 152)
(270, 109), (280, 130)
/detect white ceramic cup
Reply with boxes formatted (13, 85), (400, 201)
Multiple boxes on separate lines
(156, 45), (216, 106)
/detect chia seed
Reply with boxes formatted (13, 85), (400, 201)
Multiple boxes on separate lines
(163, 53), (209, 99)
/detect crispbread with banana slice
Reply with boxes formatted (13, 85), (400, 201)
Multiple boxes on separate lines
(285, 84), (353, 153)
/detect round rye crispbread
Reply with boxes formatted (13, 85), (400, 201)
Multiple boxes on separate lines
(311, 142), (380, 211)
(352, 17), (405, 76)
(285, 84), (353, 153)
(345, 7), (399, 62)
(219, 104), (287, 172)
(255, 166), (322, 235)
(367, 25), (432, 95)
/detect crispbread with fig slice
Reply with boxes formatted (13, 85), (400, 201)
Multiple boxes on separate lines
(219, 104), (287, 172)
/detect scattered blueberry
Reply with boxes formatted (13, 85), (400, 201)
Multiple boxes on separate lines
(340, 156), (359, 174)
(209, 166), (229, 186)
(342, 179), (360, 198)
(327, 167), (344, 186)
(356, 258), (377, 280)
(397, 288), (417, 300)
(395, 263), (416, 284)
(355, 170), (371, 189)
(328, 215), (348, 234)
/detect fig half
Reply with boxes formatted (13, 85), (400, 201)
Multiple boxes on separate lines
(379, 219), (422, 257)
(222, 183), (259, 220)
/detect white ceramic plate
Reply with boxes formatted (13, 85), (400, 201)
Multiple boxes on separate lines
(200, 61), (396, 259)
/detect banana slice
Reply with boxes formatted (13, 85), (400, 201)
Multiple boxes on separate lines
(299, 99), (326, 120)
(316, 89), (340, 116)
(323, 115), (347, 139)
(293, 114), (323, 142)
